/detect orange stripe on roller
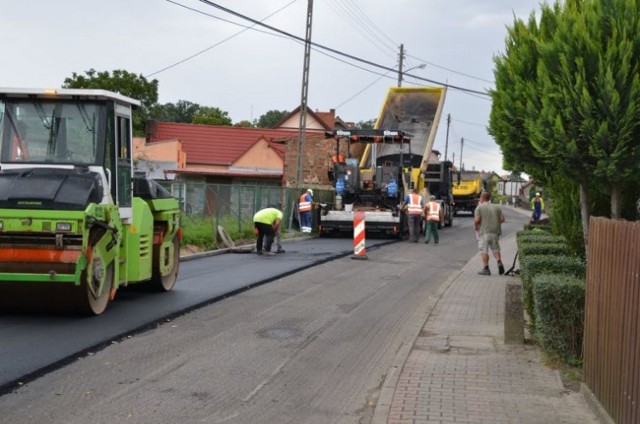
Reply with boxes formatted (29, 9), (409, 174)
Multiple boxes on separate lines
(0, 248), (81, 263)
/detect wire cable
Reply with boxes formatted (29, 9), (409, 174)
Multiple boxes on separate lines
(406, 53), (494, 85)
(147, 0), (297, 78)
(162, 0), (491, 97)
(334, 71), (392, 109)
(328, 0), (397, 56)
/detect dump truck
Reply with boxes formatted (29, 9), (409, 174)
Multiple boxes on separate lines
(0, 88), (181, 315)
(452, 170), (485, 215)
(319, 86), (451, 236)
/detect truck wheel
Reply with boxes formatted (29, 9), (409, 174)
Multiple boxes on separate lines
(151, 236), (180, 292)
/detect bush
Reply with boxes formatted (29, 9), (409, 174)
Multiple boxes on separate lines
(516, 232), (566, 245)
(519, 254), (585, 330)
(519, 242), (570, 258)
(533, 274), (585, 363)
(523, 223), (552, 232)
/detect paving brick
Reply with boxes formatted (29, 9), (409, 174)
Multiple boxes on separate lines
(374, 226), (601, 424)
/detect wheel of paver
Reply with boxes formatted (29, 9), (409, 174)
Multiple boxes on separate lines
(151, 236), (180, 292)
(217, 225), (235, 249)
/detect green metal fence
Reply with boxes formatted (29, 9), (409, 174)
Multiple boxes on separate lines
(160, 181), (333, 245)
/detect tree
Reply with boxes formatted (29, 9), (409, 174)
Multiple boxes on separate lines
(63, 69), (158, 136)
(234, 120), (255, 128)
(192, 106), (232, 126)
(256, 110), (288, 128)
(489, 0), (640, 246)
(150, 100), (201, 123)
(356, 119), (376, 129)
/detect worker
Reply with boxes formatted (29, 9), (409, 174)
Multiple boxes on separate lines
(424, 195), (441, 244)
(531, 192), (545, 223)
(331, 152), (346, 164)
(269, 203), (286, 254)
(253, 207), (283, 256)
(402, 188), (424, 242)
(299, 188), (314, 233)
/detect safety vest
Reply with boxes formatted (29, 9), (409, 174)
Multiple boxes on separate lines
(299, 193), (312, 212)
(426, 201), (441, 221)
(407, 193), (423, 215)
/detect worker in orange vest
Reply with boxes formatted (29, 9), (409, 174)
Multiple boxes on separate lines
(299, 188), (314, 233)
(424, 195), (441, 244)
(331, 152), (346, 164)
(401, 188), (424, 242)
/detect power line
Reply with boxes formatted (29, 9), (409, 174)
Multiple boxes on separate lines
(406, 53), (494, 85)
(329, 0), (397, 56)
(148, 0), (297, 78)
(345, 0), (398, 49)
(160, 0), (491, 97)
(335, 71), (392, 109)
(453, 118), (487, 128)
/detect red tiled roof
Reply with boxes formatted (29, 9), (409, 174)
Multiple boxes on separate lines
(167, 168), (282, 178)
(147, 121), (301, 166)
(273, 107), (335, 131)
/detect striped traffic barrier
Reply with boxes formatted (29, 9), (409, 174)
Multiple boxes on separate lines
(352, 211), (368, 260)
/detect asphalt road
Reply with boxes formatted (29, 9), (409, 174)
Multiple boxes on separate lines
(0, 207), (527, 423)
(0, 236), (394, 392)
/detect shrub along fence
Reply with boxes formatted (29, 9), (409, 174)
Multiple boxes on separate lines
(516, 226), (586, 362)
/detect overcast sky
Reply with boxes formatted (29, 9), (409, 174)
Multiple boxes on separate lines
(3, 0), (544, 175)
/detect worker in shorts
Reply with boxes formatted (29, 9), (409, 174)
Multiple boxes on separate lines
(474, 191), (506, 275)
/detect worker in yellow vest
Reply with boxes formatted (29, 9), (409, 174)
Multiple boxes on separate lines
(253, 207), (283, 256)
(424, 195), (441, 244)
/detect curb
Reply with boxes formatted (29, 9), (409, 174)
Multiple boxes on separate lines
(179, 235), (314, 262)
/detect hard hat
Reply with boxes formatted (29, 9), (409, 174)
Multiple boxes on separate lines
(429, 195), (436, 200)
(535, 192), (540, 196)
(307, 189), (313, 195)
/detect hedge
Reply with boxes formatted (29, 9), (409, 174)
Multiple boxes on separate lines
(519, 242), (571, 259)
(533, 274), (585, 363)
(519, 254), (586, 331)
(516, 233), (566, 245)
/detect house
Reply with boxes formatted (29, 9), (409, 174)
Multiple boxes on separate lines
(497, 172), (527, 205)
(139, 107), (355, 215)
(144, 121), (296, 186)
(520, 178), (543, 206)
(133, 138), (186, 180)
(141, 107), (355, 188)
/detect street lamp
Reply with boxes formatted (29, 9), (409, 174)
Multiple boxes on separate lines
(398, 63), (426, 87)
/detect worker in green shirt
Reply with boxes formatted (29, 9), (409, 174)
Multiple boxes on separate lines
(253, 207), (283, 256)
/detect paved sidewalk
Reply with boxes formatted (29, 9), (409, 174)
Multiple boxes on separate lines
(373, 232), (601, 424)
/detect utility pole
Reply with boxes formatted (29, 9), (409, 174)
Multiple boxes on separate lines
(444, 113), (451, 161)
(397, 44), (404, 87)
(459, 137), (464, 171)
(295, 0), (313, 188)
